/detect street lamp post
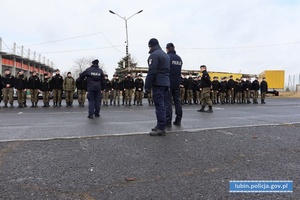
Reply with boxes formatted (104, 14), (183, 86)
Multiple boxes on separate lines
(109, 9), (143, 72)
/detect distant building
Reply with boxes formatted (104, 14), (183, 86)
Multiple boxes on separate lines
(0, 37), (54, 77)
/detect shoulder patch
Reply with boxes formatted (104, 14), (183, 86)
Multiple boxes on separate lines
(148, 59), (152, 65)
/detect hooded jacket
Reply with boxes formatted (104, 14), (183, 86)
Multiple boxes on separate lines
(80, 64), (106, 91)
(145, 45), (170, 90)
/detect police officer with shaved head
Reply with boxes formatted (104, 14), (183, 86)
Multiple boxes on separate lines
(165, 43), (183, 127)
(145, 38), (170, 136)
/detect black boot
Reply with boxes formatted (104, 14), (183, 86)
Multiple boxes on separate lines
(31, 102), (35, 108)
(66, 102), (69, 107)
(18, 103), (23, 108)
(197, 106), (205, 112)
(82, 102), (85, 107)
(23, 102), (27, 107)
(207, 106), (213, 113)
(3, 103), (8, 108)
(140, 101), (143, 106)
(53, 102), (57, 107)
(10, 103), (14, 108)
(70, 102), (73, 107)
(59, 102), (62, 107)
(34, 102), (38, 107)
(43, 102), (47, 107)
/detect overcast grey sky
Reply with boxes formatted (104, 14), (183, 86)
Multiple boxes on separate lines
(1, 0), (300, 85)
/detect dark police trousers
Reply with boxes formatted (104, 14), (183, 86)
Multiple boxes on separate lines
(153, 86), (168, 131)
(165, 88), (182, 124)
(87, 90), (101, 116)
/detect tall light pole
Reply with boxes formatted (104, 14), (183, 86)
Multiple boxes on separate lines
(109, 9), (143, 72)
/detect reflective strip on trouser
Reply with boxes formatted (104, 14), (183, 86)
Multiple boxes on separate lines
(2, 88), (14, 104)
(201, 87), (212, 107)
(153, 86), (168, 130)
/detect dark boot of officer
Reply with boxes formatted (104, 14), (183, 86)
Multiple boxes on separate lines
(53, 102), (57, 107)
(31, 102), (35, 107)
(140, 101), (143, 106)
(70, 102), (73, 107)
(18, 103), (23, 108)
(207, 106), (213, 113)
(34, 102), (38, 107)
(66, 102), (69, 107)
(197, 106), (205, 112)
(58, 102), (62, 107)
(10, 103), (14, 108)
(3, 103), (8, 108)
(23, 102), (27, 107)
(43, 102), (47, 107)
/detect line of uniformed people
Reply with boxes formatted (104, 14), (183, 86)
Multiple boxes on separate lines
(0, 68), (88, 108)
(179, 74), (268, 105)
(100, 73), (146, 107)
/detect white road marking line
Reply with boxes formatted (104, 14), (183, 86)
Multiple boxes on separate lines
(18, 112), (23, 114)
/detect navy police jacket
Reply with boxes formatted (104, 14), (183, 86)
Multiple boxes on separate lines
(80, 64), (106, 91)
(168, 50), (182, 89)
(145, 45), (170, 90)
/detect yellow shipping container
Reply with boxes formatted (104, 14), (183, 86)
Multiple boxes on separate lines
(259, 70), (285, 90)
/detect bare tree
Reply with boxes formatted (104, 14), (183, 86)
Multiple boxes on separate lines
(70, 57), (105, 78)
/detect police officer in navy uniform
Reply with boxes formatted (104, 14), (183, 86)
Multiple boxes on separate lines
(80, 59), (106, 119)
(165, 43), (183, 127)
(145, 38), (170, 136)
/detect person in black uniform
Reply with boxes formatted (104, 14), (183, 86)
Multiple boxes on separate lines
(211, 76), (221, 104)
(14, 70), (27, 108)
(260, 77), (268, 104)
(123, 73), (135, 106)
(134, 74), (144, 106)
(243, 77), (252, 104)
(220, 77), (227, 105)
(145, 38), (170, 136)
(76, 76), (87, 107)
(27, 71), (40, 107)
(111, 74), (121, 106)
(185, 74), (194, 105)
(51, 69), (64, 107)
(251, 76), (259, 104)
(80, 59), (106, 118)
(227, 75), (235, 104)
(40, 73), (52, 107)
(197, 65), (213, 113)
(165, 43), (183, 127)
(2, 69), (15, 108)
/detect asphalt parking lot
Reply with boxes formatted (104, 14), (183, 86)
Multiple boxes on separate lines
(0, 98), (300, 199)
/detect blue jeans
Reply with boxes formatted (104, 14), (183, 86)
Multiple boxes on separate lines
(152, 86), (169, 131)
(87, 90), (101, 116)
(165, 88), (182, 123)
